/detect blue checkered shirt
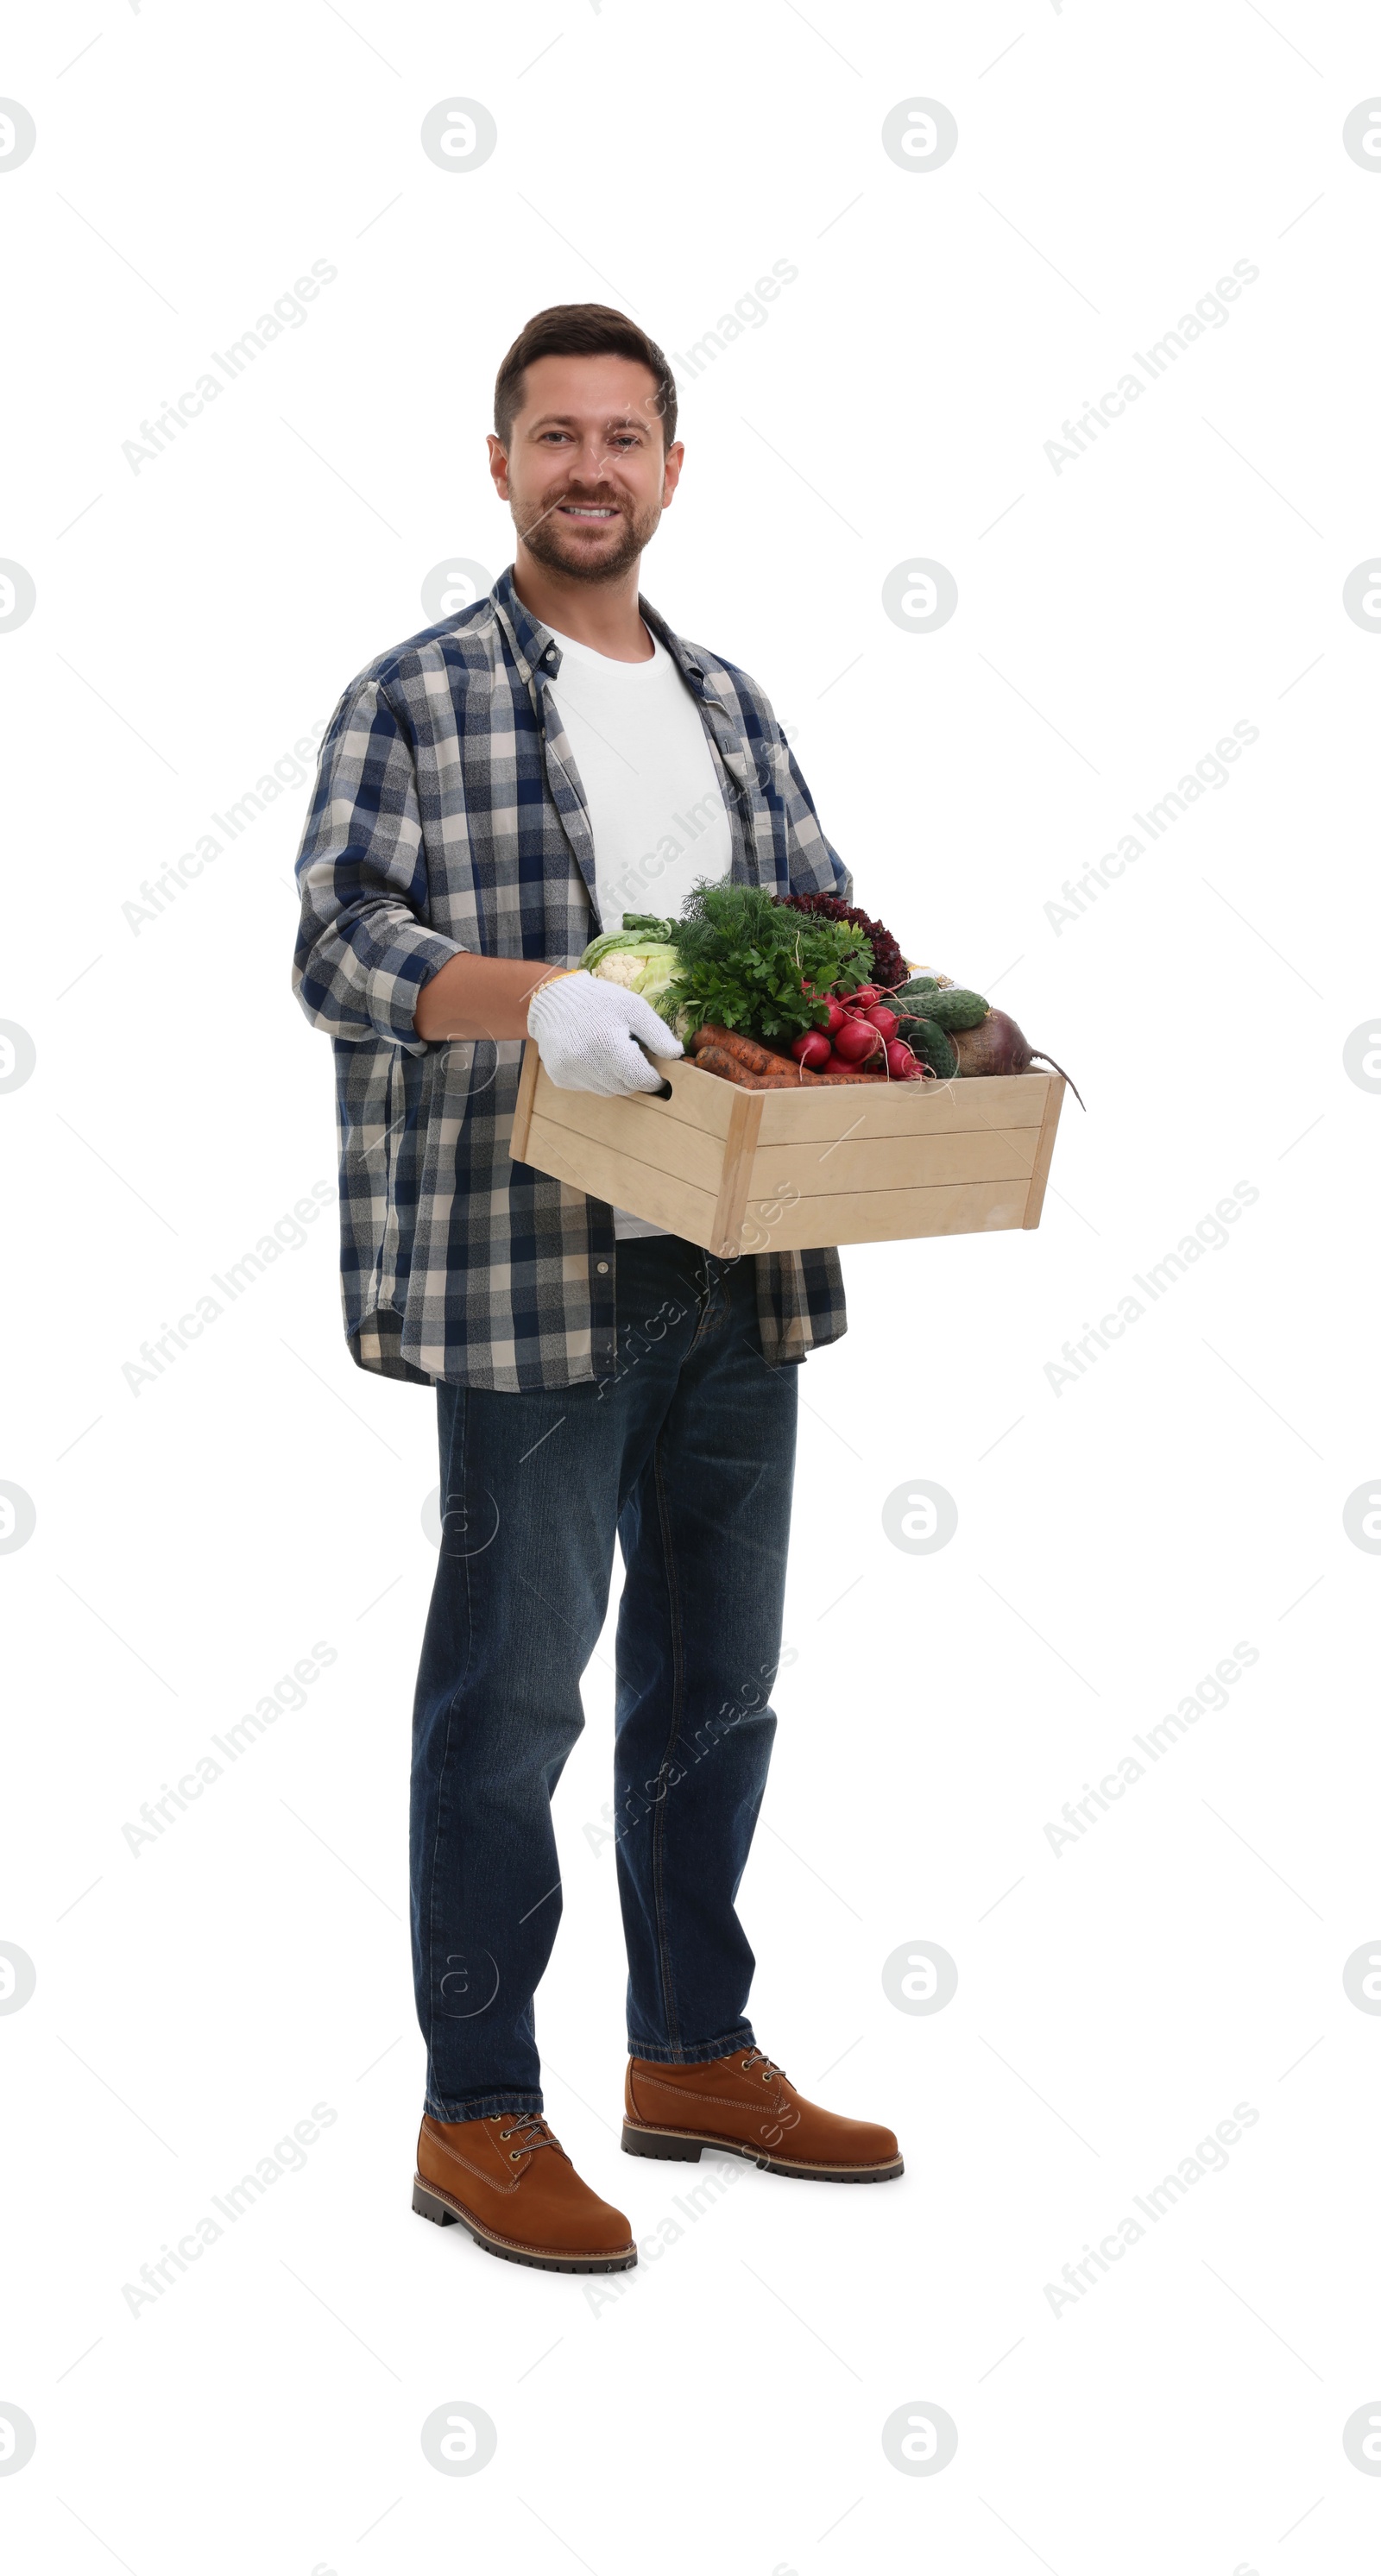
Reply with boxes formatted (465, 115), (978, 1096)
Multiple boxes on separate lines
(292, 568), (852, 1392)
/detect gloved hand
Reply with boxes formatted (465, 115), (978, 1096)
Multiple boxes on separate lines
(527, 969), (684, 1096)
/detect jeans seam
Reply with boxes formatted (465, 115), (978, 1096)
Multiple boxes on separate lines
(647, 1430), (687, 2055)
(425, 1389), (476, 2099)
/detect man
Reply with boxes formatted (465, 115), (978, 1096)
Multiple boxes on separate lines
(293, 304), (901, 2276)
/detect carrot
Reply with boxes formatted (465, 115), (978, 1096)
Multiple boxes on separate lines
(690, 1024), (883, 1086)
(690, 1025), (784, 1075)
(691, 1038), (882, 1091)
(691, 1043), (775, 1087)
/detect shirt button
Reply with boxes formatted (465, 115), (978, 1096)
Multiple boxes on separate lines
(596, 1261), (609, 1275)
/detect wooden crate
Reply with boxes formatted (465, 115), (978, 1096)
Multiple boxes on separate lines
(509, 1041), (1066, 1256)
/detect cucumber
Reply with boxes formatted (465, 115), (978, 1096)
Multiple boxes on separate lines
(895, 1014), (957, 1079)
(918, 987), (988, 1032)
(895, 975), (940, 1003)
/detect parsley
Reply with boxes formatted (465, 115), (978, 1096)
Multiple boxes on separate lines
(661, 880), (873, 1042)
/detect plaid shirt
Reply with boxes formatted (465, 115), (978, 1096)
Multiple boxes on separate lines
(292, 567), (852, 1393)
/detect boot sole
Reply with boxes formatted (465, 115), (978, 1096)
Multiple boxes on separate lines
(621, 2120), (904, 2182)
(412, 2176), (637, 2272)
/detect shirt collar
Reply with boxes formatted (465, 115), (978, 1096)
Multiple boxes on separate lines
(489, 563), (710, 694)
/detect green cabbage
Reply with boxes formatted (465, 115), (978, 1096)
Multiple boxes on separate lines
(580, 918), (676, 971)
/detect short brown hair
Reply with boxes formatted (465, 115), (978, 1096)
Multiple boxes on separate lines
(494, 303), (678, 452)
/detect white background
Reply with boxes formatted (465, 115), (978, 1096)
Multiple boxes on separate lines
(3, 2), (1380, 2570)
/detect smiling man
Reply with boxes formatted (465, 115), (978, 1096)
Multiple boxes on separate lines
(293, 304), (902, 2276)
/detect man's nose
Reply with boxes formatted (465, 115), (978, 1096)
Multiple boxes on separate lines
(566, 441), (616, 482)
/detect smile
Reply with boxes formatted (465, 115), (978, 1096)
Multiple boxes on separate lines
(558, 506), (618, 519)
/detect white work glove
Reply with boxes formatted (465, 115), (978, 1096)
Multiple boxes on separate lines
(527, 969), (684, 1096)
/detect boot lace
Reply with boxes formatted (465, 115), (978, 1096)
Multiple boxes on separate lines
(496, 2112), (562, 2162)
(739, 2048), (789, 2087)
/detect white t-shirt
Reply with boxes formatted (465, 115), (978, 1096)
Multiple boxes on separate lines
(544, 622), (732, 1240)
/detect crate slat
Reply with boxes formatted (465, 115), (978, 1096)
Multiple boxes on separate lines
(539, 1056), (735, 1143)
(752, 1126), (1037, 1200)
(754, 1073), (1050, 1142)
(739, 1177), (1033, 1250)
(521, 1112), (720, 1241)
(533, 1085), (733, 1194)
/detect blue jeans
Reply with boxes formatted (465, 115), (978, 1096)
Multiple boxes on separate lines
(410, 1237), (799, 2119)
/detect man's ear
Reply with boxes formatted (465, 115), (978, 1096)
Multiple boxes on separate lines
(487, 432), (510, 498)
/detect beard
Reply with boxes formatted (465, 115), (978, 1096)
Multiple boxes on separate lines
(514, 491), (660, 586)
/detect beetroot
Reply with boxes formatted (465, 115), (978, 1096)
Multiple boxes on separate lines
(952, 1011), (1084, 1107)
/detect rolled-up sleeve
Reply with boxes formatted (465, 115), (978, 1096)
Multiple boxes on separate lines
(293, 678), (463, 1051)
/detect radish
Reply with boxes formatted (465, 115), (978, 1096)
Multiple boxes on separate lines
(832, 1016), (883, 1063)
(866, 1005), (899, 1041)
(884, 1038), (917, 1079)
(791, 1029), (832, 1070)
(849, 985), (880, 1011)
(823, 998), (848, 1036)
(952, 1011), (1085, 1107)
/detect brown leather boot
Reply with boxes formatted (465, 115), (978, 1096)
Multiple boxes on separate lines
(622, 2046), (903, 2182)
(413, 2111), (637, 2271)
